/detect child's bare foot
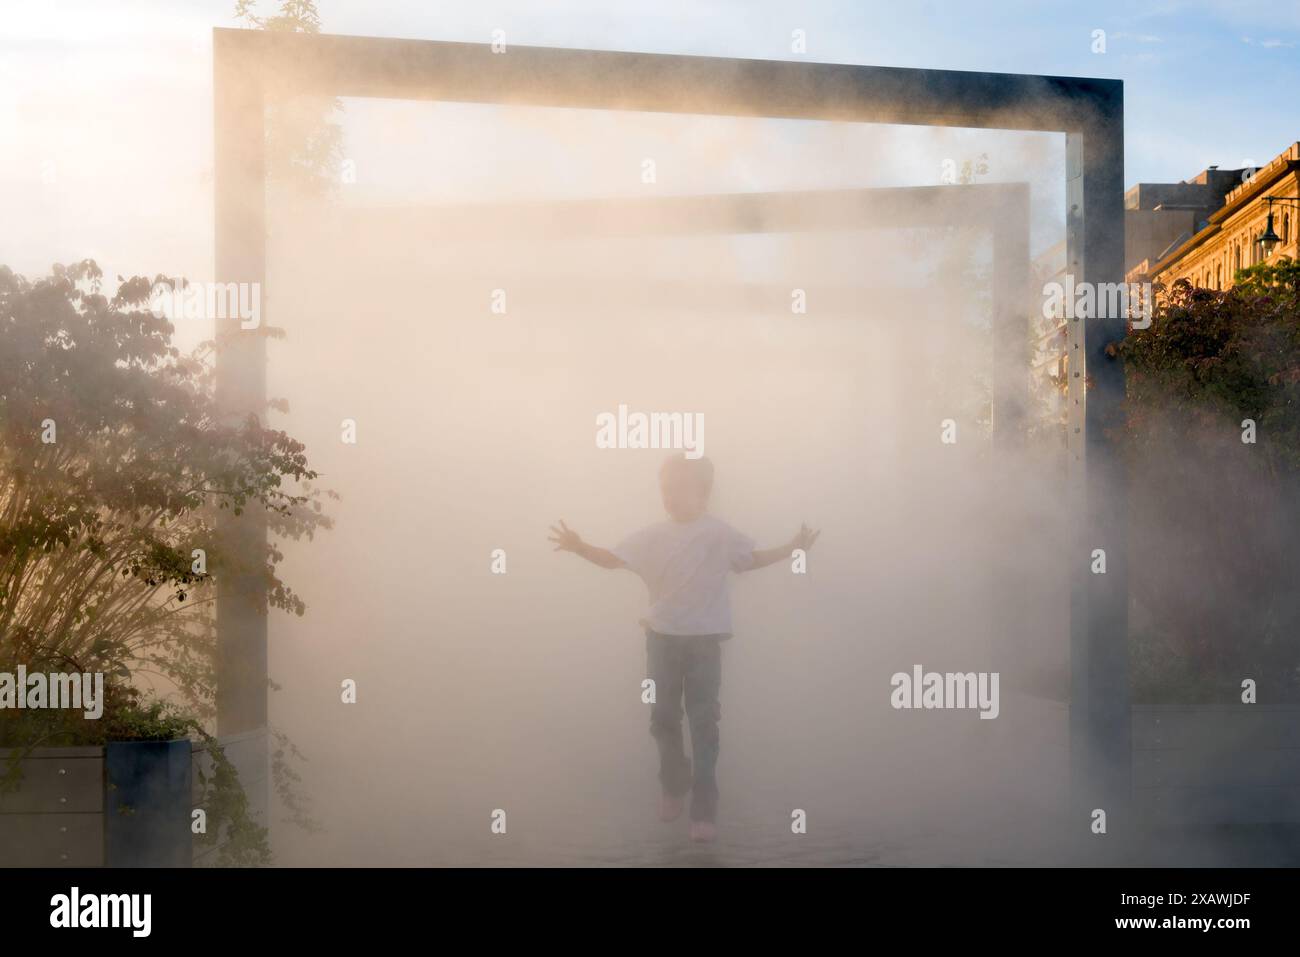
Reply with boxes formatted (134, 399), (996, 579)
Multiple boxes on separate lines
(659, 793), (685, 822)
(689, 820), (716, 843)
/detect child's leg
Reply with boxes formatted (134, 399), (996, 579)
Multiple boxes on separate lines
(645, 631), (691, 799)
(683, 637), (723, 823)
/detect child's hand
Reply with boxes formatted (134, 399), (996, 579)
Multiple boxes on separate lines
(548, 520), (584, 553)
(745, 523), (822, 571)
(548, 522), (626, 569)
(790, 523), (821, 552)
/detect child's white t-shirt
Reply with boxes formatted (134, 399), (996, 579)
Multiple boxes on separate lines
(613, 514), (756, 637)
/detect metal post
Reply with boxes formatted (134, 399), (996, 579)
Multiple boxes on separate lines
(213, 28), (269, 820)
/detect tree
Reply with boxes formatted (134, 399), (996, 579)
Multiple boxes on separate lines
(1119, 258), (1300, 700)
(234, 0), (344, 197)
(0, 260), (332, 740)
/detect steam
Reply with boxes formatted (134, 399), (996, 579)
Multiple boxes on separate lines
(257, 97), (1079, 865)
(9, 24), (1280, 866)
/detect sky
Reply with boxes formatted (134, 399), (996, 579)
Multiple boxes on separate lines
(0, 0), (1297, 281)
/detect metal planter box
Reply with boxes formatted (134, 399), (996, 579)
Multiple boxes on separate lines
(1133, 704), (1300, 827)
(1, 739), (193, 867)
(105, 739), (193, 867)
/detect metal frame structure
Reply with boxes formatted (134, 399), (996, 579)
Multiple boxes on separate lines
(213, 28), (1127, 842)
(334, 183), (1030, 432)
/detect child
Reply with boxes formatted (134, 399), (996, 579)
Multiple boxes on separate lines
(548, 453), (819, 843)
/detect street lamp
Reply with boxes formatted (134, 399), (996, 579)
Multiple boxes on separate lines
(1257, 197), (1300, 258)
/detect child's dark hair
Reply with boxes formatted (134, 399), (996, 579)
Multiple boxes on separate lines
(660, 452), (714, 492)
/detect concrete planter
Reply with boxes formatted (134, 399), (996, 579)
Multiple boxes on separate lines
(1133, 704), (1300, 827)
(939, 694), (1300, 831)
(0, 744), (106, 866)
(1, 729), (266, 867)
(0, 739), (192, 867)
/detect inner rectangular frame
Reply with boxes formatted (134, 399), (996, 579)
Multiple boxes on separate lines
(336, 183), (1031, 425)
(212, 28), (1129, 834)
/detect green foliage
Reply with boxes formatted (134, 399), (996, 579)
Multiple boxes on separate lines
(234, 0), (344, 198)
(1120, 257), (1300, 475)
(193, 726), (274, 867)
(0, 260), (331, 711)
(0, 260), (330, 859)
(271, 724), (322, 836)
(956, 152), (990, 185)
(1, 688), (271, 865)
(0, 2), (340, 864)
(1120, 258), (1300, 702)
(234, 0), (322, 32)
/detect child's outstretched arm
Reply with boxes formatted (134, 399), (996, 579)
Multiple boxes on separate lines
(548, 520), (627, 569)
(744, 523), (821, 571)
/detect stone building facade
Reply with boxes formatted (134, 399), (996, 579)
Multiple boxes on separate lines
(1126, 142), (1300, 290)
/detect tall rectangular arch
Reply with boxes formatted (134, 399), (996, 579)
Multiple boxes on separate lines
(213, 28), (1127, 840)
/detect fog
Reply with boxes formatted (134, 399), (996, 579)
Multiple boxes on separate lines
(9, 36), (1287, 866)
(251, 98), (1080, 865)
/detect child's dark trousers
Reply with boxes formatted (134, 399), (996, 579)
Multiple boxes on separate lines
(645, 629), (725, 823)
